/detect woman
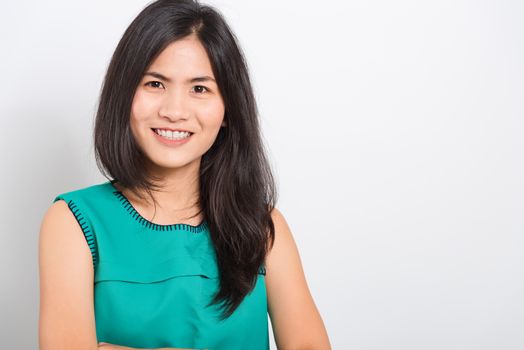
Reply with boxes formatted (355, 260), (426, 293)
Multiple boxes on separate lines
(38, 0), (331, 349)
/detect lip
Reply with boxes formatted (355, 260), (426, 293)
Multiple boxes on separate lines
(151, 128), (192, 146)
(152, 127), (193, 133)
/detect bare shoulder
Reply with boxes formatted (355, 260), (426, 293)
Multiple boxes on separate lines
(265, 207), (331, 349)
(39, 200), (94, 269)
(38, 200), (98, 350)
(39, 200), (94, 266)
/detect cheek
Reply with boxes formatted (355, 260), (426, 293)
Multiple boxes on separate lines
(130, 93), (154, 140)
(131, 91), (155, 123)
(201, 100), (225, 127)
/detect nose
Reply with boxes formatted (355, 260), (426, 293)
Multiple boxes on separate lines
(158, 88), (190, 121)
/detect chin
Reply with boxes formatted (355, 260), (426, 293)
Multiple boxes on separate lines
(149, 157), (200, 170)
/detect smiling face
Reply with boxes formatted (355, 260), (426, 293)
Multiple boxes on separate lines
(130, 34), (226, 177)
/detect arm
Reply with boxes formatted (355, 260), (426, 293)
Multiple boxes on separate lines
(39, 200), (99, 350)
(38, 202), (198, 350)
(265, 208), (332, 350)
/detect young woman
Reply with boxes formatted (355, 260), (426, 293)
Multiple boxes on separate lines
(38, 0), (331, 349)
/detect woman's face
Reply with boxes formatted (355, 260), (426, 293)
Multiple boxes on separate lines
(130, 34), (226, 175)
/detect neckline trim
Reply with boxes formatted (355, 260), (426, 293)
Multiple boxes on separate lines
(107, 180), (208, 233)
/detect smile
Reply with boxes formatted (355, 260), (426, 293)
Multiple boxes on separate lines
(152, 128), (193, 140)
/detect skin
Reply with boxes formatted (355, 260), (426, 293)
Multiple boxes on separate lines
(39, 33), (331, 349)
(116, 33), (226, 224)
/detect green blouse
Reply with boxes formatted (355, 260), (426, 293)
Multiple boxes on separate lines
(52, 180), (269, 349)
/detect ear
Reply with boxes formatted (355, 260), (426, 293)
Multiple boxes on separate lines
(221, 120), (227, 127)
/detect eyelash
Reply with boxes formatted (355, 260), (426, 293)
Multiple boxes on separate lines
(144, 81), (210, 94)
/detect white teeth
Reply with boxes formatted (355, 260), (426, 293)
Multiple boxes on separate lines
(154, 129), (191, 140)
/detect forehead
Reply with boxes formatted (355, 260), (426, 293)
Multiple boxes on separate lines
(147, 35), (214, 76)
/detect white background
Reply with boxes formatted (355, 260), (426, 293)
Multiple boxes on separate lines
(1, 0), (523, 349)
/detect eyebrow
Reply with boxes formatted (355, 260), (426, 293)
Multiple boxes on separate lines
(144, 71), (216, 83)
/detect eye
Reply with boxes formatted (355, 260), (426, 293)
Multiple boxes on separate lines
(192, 85), (210, 94)
(145, 81), (164, 89)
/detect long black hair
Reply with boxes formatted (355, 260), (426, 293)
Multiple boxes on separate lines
(93, 0), (277, 320)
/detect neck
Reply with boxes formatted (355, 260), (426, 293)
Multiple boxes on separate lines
(118, 159), (203, 224)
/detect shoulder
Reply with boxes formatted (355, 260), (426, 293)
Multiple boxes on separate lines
(38, 202), (98, 348)
(39, 200), (94, 266)
(41, 200), (78, 233)
(39, 200), (95, 305)
(270, 206), (287, 226)
(265, 207), (301, 285)
(46, 182), (105, 266)
(269, 207), (290, 241)
(266, 207), (295, 263)
(52, 181), (109, 204)
(265, 207), (332, 349)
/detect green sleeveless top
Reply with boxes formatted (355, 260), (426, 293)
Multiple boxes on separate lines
(52, 180), (269, 349)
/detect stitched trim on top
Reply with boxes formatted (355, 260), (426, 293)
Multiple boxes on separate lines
(111, 190), (209, 233)
(257, 266), (266, 275)
(65, 199), (98, 267)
